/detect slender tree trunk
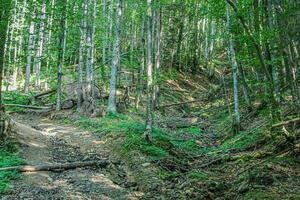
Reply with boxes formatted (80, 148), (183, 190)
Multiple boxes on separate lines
(56, 0), (68, 111)
(77, 0), (86, 111)
(25, 4), (36, 94)
(226, 2), (240, 133)
(265, 0), (279, 101)
(107, 0), (121, 114)
(135, 15), (146, 110)
(45, 0), (55, 90)
(144, 0), (154, 140)
(34, 0), (46, 89)
(0, 0), (13, 113)
(102, 0), (107, 64)
(85, 0), (93, 97)
(154, 9), (162, 108)
(5, 0), (18, 91)
(5, 20), (12, 91)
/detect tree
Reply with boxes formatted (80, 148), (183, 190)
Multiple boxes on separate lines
(107, 0), (122, 114)
(144, 0), (154, 140)
(25, 0), (36, 94)
(226, 1), (240, 133)
(56, 0), (68, 111)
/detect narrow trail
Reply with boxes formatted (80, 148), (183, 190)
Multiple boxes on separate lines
(2, 114), (140, 200)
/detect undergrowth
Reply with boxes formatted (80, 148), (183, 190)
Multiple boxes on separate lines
(3, 92), (29, 112)
(62, 107), (299, 199)
(0, 141), (24, 193)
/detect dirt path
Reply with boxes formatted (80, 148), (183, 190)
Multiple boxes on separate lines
(1, 114), (141, 200)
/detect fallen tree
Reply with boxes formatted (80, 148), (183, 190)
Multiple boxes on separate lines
(4, 99), (76, 111)
(3, 104), (52, 110)
(272, 118), (300, 128)
(34, 89), (56, 99)
(0, 160), (109, 172)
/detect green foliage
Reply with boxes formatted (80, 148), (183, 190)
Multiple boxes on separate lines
(71, 114), (206, 160)
(177, 126), (203, 135)
(2, 92), (29, 112)
(0, 143), (23, 193)
(172, 140), (199, 152)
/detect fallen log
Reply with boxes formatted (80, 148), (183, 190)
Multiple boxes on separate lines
(272, 117), (300, 128)
(33, 89), (56, 99)
(3, 104), (52, 110)
(0, 160), (109, 172)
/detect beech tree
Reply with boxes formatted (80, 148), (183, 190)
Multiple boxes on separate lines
(107, 0), (122, 114)
(56, 0), (68, 111)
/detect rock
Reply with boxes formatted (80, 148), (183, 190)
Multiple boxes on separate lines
(142, 163), (151, 167)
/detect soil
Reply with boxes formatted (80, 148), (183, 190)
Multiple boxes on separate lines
(1, 114), (142, 200)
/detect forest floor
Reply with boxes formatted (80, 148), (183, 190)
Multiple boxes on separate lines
(1, 114), (142, 200)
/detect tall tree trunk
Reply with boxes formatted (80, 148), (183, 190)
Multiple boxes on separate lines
(0, 0), (13, 112)
(154, 9), (162, 108)
(34, 0), (46, 90)
(6, 0), (18, 91)
(102, 0), (107, 64)
(77, 0), (86, 111)
(45, 0), (55, 90)
(56, 0), (68, 111)
(85, 0), (94, 98)
(226, 2), (240, 133)
(264, 0), (279, 102)
(25, 3), (36, 94)
(135, 15), (146, 110)
(107, 0), (121, 114)
(15, 0), (27, 89)
(144, 0), (154, 140)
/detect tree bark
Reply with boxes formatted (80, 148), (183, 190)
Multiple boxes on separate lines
(226, 2), (240, 133)
(56, 0), (68, 111)
(144, 0), (154, 140)
(34, 0), (46, 90)
(107, 0), (122, 114)
(25, 2), (36, 94)
(0, 0), (13, 112)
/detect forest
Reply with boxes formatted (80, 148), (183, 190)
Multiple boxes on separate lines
(0, 0), (300, 199)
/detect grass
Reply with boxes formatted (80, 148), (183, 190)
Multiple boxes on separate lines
(0, 142), (24, 193)
(68, 113), (206, 161)
(68, 111), (270, 162)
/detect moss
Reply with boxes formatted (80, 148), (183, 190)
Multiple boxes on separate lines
(220, 128), (266, 151)
(178, 126), (203, 135)
(187, 171), (208, 181)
